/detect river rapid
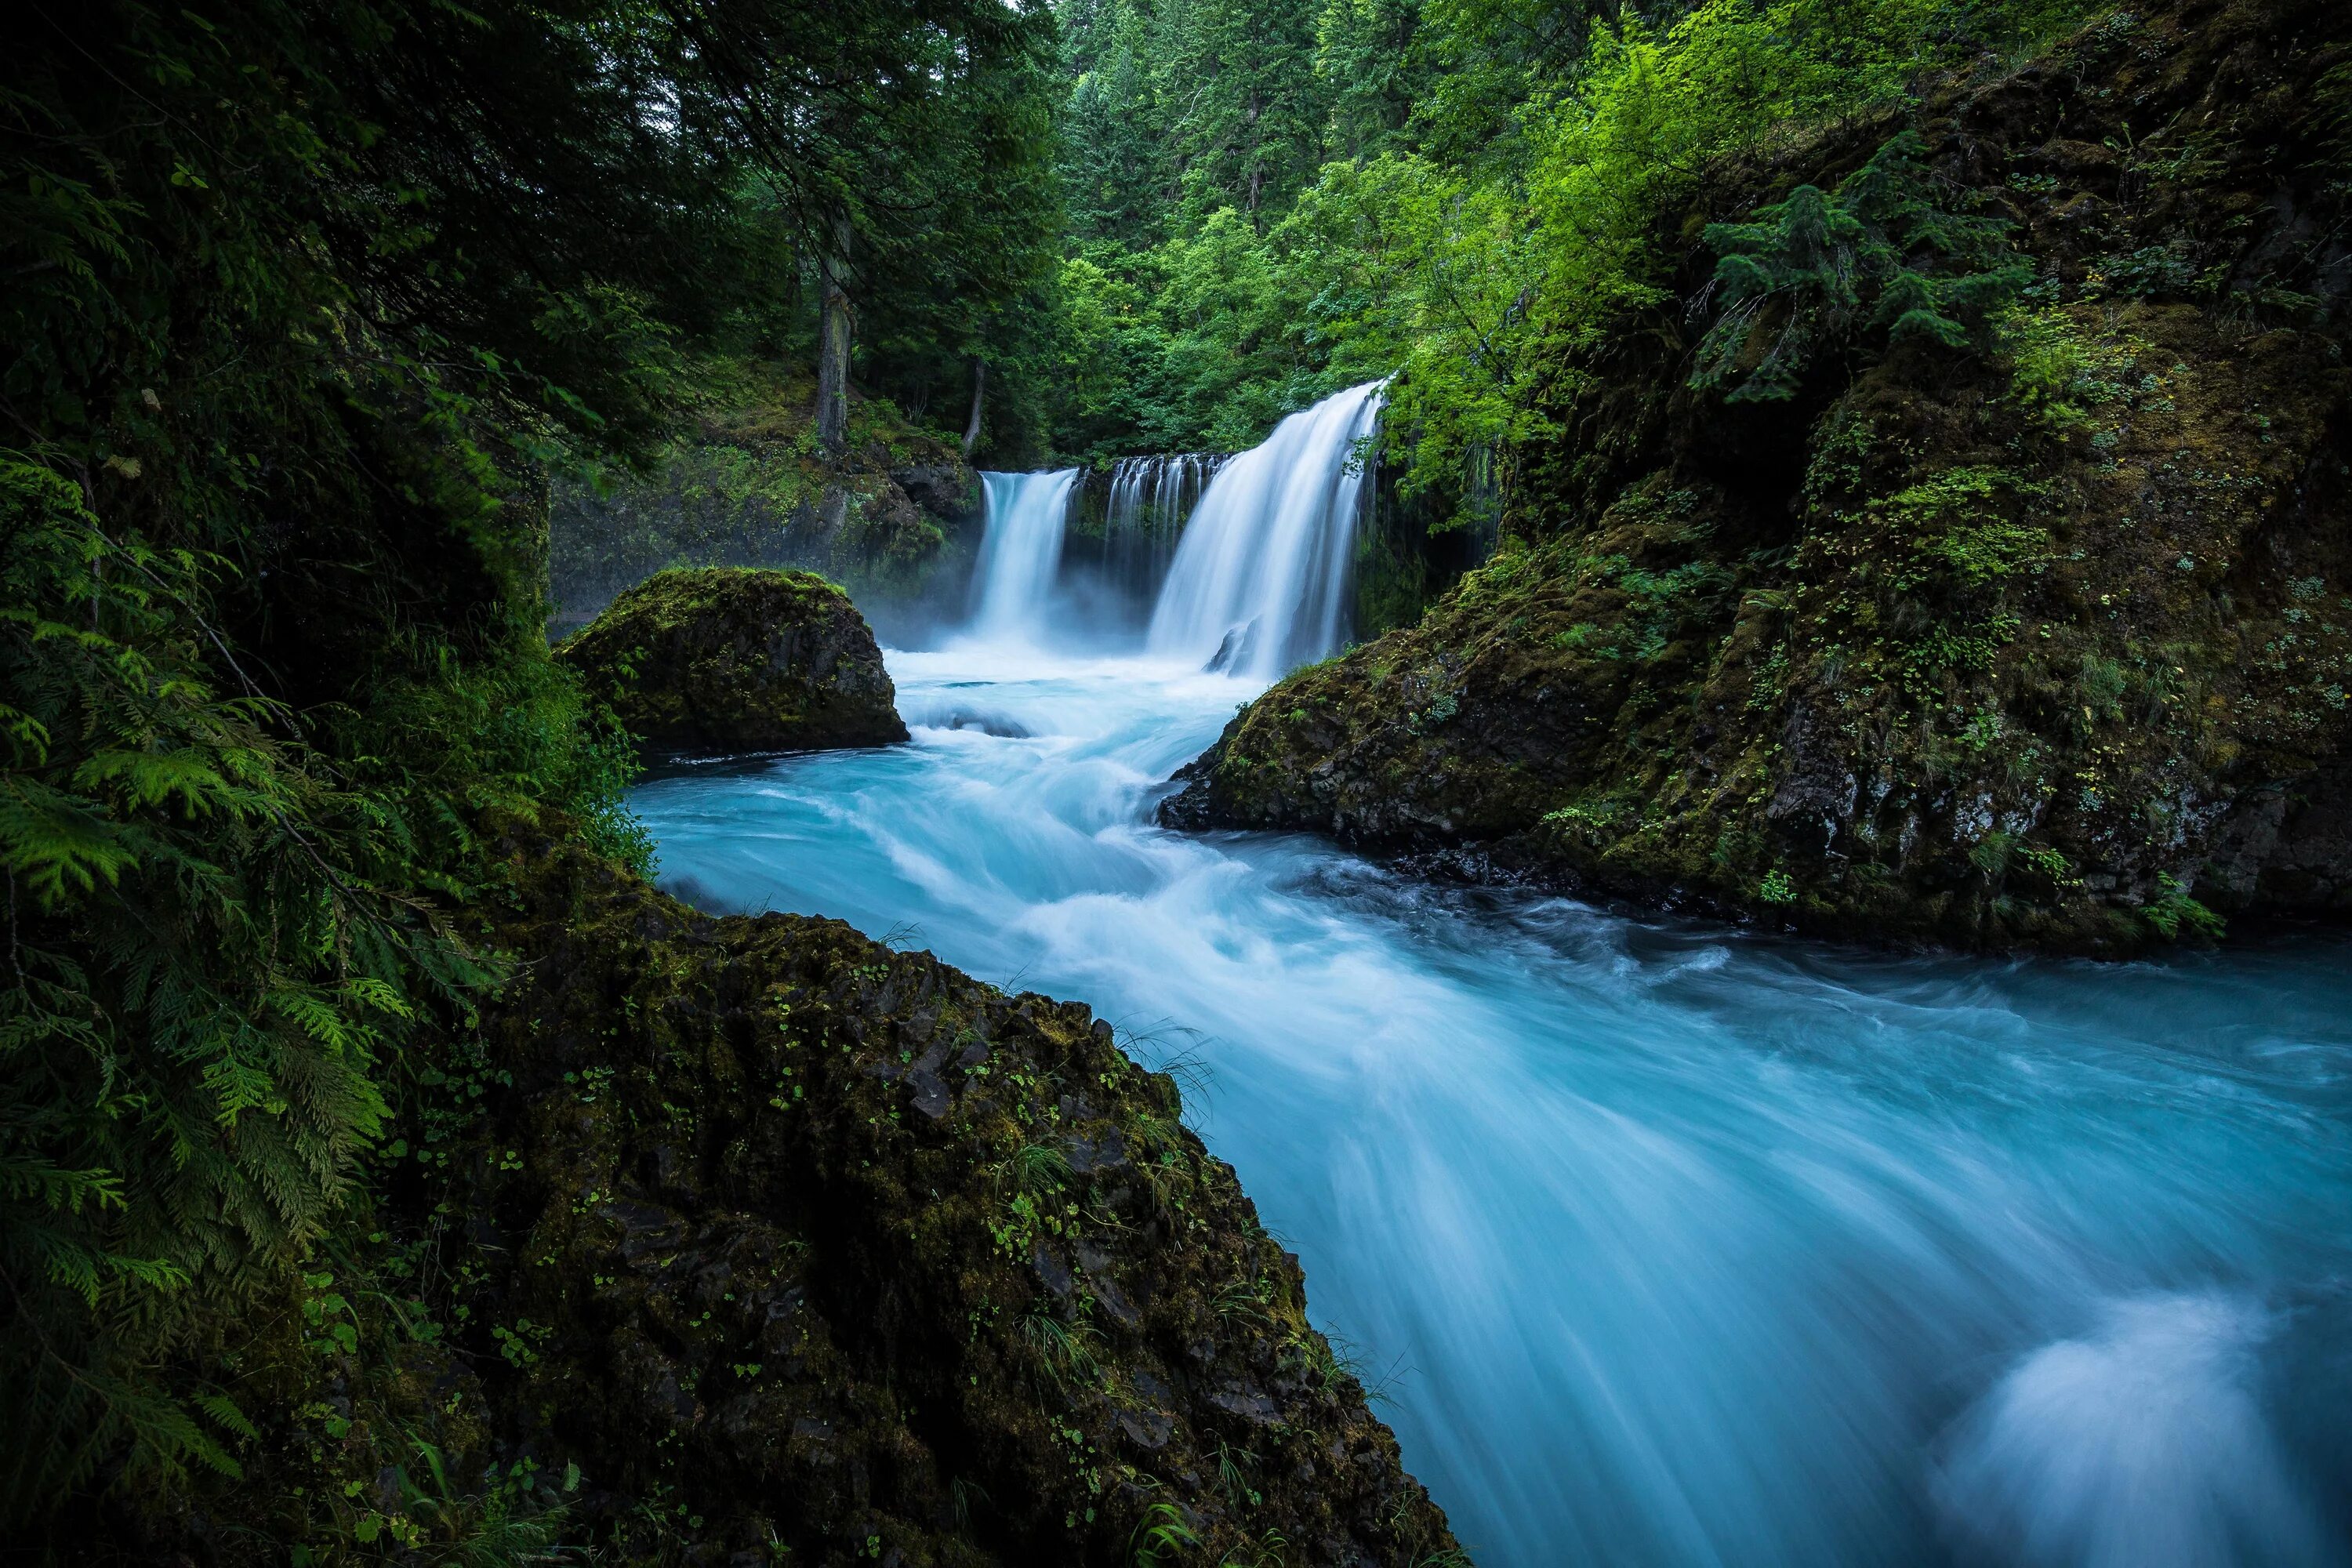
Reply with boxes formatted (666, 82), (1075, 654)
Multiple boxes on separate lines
(634, 644), (2352, 1568)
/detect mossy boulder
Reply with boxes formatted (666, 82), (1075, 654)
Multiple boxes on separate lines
(1167, 0), (2352, 955)
(83, 825), (1461, 1563)
(561, 566), (909, 753)
(443, 829), (1458, 1565)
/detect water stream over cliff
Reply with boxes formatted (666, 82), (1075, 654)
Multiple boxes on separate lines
(968, 467), (1082, 640)
(636, 390), (2352, 1566)
(1148, 379), (1384, 677)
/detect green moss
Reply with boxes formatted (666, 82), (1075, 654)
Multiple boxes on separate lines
(1163, 4), (2352, 955)
(558, 567), (909, 753)
(432, 827), (1461, 1564)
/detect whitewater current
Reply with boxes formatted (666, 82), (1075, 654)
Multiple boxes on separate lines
(634, 647), (2352, 1568)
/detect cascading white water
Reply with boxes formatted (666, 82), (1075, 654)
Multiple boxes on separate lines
(969, 468), (1080, 638)
(1148, 379), (1385, 678)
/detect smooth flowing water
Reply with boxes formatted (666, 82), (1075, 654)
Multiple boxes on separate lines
(636, 651), (2352, 1568)
(1148, 379), (1385, 677)
(969, 467), (1082, 640)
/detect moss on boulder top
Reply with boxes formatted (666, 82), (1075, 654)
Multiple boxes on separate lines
(1167, 0), (2352, 955)
(561, 567), (908, 753)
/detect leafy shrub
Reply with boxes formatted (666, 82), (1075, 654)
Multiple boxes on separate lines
(1693, 132), (2034, 401)
(0, 463), (492, 1516)
(2001, 306), (2146, 434)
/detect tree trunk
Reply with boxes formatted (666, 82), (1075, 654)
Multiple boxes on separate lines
(960, 358), (986, 460)
(815, 214), (854, 458)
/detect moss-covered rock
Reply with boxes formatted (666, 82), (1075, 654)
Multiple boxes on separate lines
(78, 826), (1460, 1565)
(561, 567), (908, 753)
(550, 362), (982, 637)
(1166, 0), (2352, 955)
(450, 831), (1456, 1566)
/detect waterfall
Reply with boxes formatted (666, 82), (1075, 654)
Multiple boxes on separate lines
(1147, 380), (1385, 680)
(1104, 454), (1221, 604)
(969, 468), (1080, 639)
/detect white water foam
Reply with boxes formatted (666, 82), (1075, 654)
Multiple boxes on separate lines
(1935, 1290), (2328, 1567)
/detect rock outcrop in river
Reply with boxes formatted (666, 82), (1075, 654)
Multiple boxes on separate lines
(561, 567), (909, 753)
(1166, 0), (2352, 954)
(381, 827), (1457, 1566)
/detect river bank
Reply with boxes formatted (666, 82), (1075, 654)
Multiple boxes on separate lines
(637, 644), (2352, 1566)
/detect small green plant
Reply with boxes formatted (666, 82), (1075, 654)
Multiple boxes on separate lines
(1542, 799), (1625, 836)
(1406, 691), (1460, 734)
(2078, 655), (2128, 724)
(2001, 305), (2143, 434)
(1021, 1305), (1103, 1387)
(1131, 1500), (1200, 1567)
(1968, 831), (2018, 877)
(1759, 869), (1798, 905)
(1216, 1441), (1261, 1509)
(1212, 1278), (1271, 1327)
(1218, 1527), (1291, 1568)
(1869, 467), (2052, 592)
(2016, 844), (2078, 886)
(2142, 875), (2225, 942)
(1014, 1142), (1073, 1197)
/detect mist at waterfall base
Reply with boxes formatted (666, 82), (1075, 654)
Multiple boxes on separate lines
(633, 383), (2352, 1566)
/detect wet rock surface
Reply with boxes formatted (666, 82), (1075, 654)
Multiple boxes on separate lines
(1166, 0), (2352, 954)
(439, 833), (1458, 1566)
(561, 566), (908, 753)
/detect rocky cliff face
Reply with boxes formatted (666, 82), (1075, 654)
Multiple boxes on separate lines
(560, 568), (909, 753)
(1166, 0), (2352, 954)
(550, 366), (982, 640)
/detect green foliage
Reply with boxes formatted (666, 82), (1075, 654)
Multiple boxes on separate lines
(1131, 1498), (1203, 1567)
(2142, 875), (2226, 942)
(2, 0), (1055, 1535)
(1695, 132), (2034, 401)
(2000, 306), (2147, 434)
(1043, 0), (2091, 520)
(1869, 467), (2052, 592)
(0, 459), (491, 1520)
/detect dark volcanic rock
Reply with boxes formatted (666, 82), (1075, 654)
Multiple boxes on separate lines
(560, 566), (908, 753)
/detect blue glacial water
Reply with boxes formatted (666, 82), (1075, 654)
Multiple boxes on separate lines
(633, 645), (2352, 1568)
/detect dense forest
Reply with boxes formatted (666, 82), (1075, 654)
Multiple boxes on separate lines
(9, 0), (2350, 1560)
